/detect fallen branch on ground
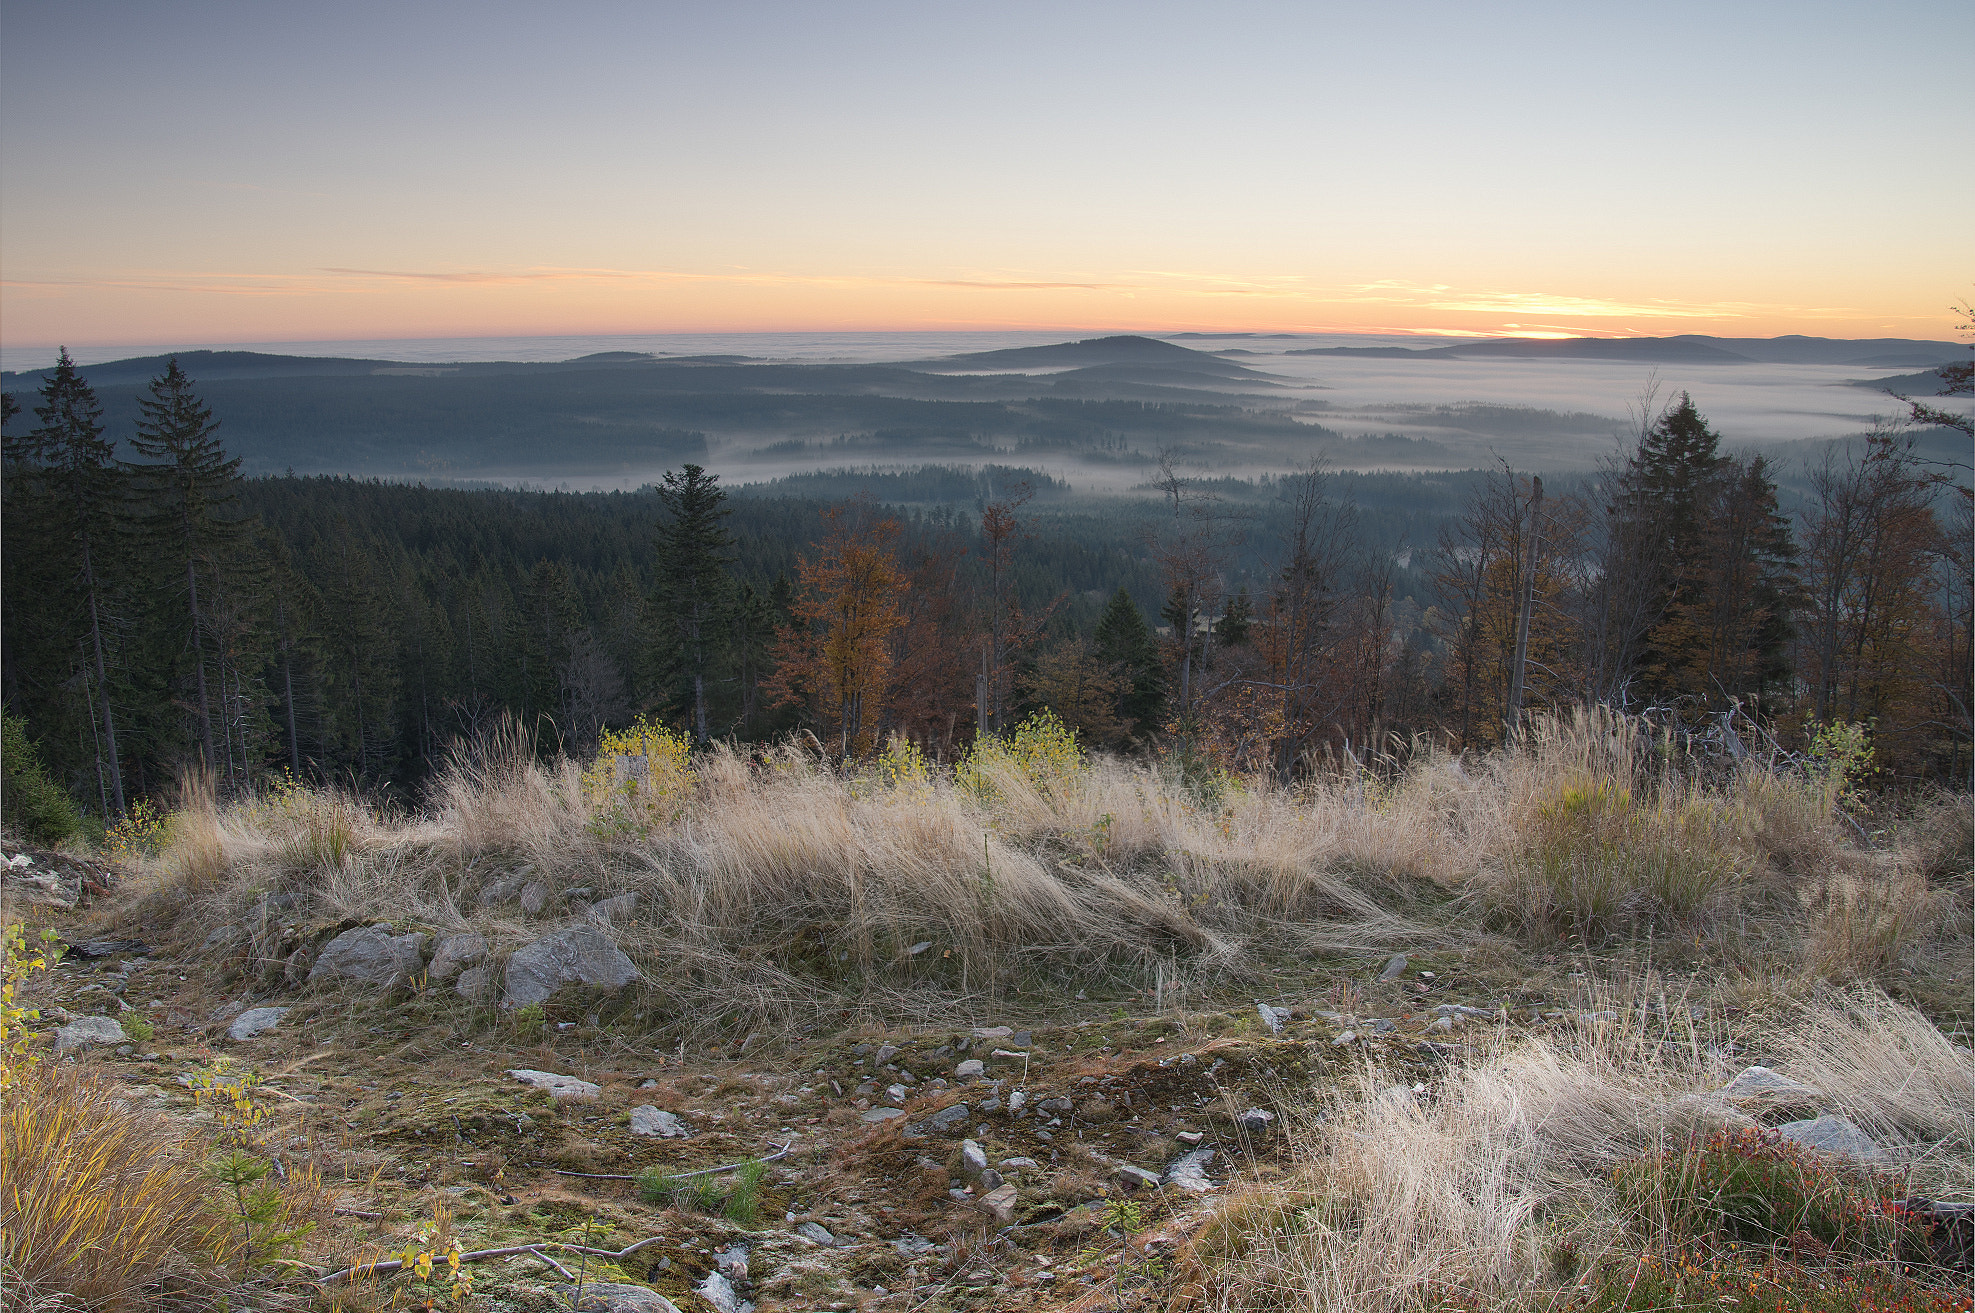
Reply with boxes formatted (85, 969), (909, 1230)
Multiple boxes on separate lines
(547, 1139), (792, 1182)
(319, 1235), (666, 1286)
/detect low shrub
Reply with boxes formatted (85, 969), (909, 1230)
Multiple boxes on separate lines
(0, 712), (80, 846)
(1611, 1127), (1896, 1254)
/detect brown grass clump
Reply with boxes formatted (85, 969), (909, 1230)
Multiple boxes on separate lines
(0, 1060), (230, 1309)
(1198, 987), (1970, 1313)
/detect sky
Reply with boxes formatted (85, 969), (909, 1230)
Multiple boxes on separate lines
(2, 0), (1969, 350)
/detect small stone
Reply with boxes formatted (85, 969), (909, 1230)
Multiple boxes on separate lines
(695, 1269), (746, 1313)
(1719, 1065), (1822, 1110)
(1776, 1114), (1886, 1164)
(971, 1026), (1013, 1041)
(1333, 1030), (1357, 1045)
(1378, 953), (1409, 982)
(955, 1058), (985, 1079)
(1175, 1131), (1203, 1145)
(1115, 1164), (1163, 1191)
(1236, 1108), (1276, 1133)
(860, 1107), (907, 1123)
(454, 963), (495, 1001)
(1163, 1148), (1215, 1193)
(960, 1139), (989, 1175)
(928, 1103), (970, 1132)
(886, 1083), (908, 1102)
(1428, 1016), (1454, 1032)
(227, 1006), (289, 1041)
(55, 1015), (124, 1050)
(508, 1068), (600, 1100)
(976, 1183), (1018, 1224)
(998, 1156), (1038, 1170)
(590, 893), (639, 922)
(1256, 1002), (1289, 1034)
(908, 941), (933, 955)
(874, 1043), (899, 1063)
(629, 1105), (690, 1137)
(978, 1168), (1003, 1190)
(1007, 1090), (1027, 1113)
(796, 1220), (837, 1245)
(518, 880), (552, 915)
(1579, 1010), (1618, 1024)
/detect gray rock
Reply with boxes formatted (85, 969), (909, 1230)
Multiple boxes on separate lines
(591, 893), (639, 922)
(201, 924), (245, 952)
(1256, 1002), (1289, 1034)
(960, 1138), (989, 1175)
(1719, 1065), (1822, 1111)
(929, 1103), (970, 1131)
(518, 880), (552, 915)
(978, 1168), (1004, 1190)
(1378, 953), (1409, 982)
(1115, 1164), (1164, 1191)
(860, 1107), (907, 1123)
(971, 1026), (1013, 1041)
(873, 1044), (899, 1063)
(572, 1285), (682, 1313)
(306, 926), (428, 990)
(1237, 1107), (1276, 1133)
(227, 1006), (289, 1041)
(1163, 1148), (1216, 1193)
(427, 933), (487, 981)
(796, 1221), (837, 1246)
(508, 1068), (601, 1100)
(502, 925), (637, 1008)
(55, 1015), (125, 1050)
(629, 1105), (689, 1137)
(476, 876), (525, 908)
(454, 963), (495, 1001)
(975, 1182), (1018, 1224)
(1776, 1114), (1887, 1164)
(999, 1156), (1038, 1170)
(695, 1269), (749, 1313)
(955, 1058), (985, 1079)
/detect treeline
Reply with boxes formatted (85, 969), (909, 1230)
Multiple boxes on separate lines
(3, 355), (1969, 834)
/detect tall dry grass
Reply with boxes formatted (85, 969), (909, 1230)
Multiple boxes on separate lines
(0, 1061), (230, 1310)
(1200, 988), (1974, 1313)
(115, 709), (1966, 1031)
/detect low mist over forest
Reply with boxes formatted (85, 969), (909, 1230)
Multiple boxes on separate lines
(3, 331), (1969, 816)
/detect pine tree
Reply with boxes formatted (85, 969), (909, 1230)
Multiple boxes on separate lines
(1093, 588), (1164, 738)
(129, 358), (245, 774)
(26, 352), (127, 815)
(651, 464), (733, 746)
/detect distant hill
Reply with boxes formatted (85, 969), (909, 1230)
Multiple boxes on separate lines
(917, 334), (1270, 379)
(1281, 334), (1964, 367)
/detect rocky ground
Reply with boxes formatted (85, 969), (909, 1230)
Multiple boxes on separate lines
(10, 833), (1964, 1313)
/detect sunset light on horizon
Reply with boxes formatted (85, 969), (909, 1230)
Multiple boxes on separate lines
(3, 0), (1969, 351)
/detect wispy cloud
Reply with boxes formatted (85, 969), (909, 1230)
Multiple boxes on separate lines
(1343, 280), (1760, 320)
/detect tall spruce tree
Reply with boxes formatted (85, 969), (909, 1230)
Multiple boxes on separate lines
(651, 464), (733, 746)
(130, 358), (244, 773)
(26, 351), (127, 815)
(1093, 587), (1165, 738)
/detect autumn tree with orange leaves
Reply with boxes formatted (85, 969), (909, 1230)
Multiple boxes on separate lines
(766, 501), (907, 759)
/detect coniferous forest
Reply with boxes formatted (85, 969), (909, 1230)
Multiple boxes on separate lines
(3, 350), (1969, 836)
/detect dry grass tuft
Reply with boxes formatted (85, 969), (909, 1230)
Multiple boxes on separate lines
(1199, 988), (1971, 1313)
(0, 1060), (230, 1309)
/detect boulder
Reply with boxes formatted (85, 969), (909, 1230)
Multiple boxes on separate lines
(227, 1006), (289, 1041)
(796, 1221), (837, 1246)
(1237, 1107), (1276, 1133)
(306, 926), (428, 990)
(502, 925), (638, 1008)
(629, 1105), (690, 1137)
(1776, 1114), (1886, 1164)
(695, 1269), (749, 1313)
(55, 1015), (124, 1050)
(572, 1285), (683, 1313)
(508, 1068), (600, 1100)
(475, 876), (526, 908)
(455, 963), (496, 1001)
(1115, 1164), (1164, 1191)
(860, 1107), (907, 1123)
(427, 933), (487, 981)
